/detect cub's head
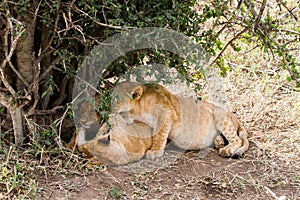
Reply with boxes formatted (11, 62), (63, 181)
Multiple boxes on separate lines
(83, 114), (138, 165)
(111, 82), (144, 114)
(83, 113), (153, 165)
(75, 100), (99, 128)
(74, 99), (102, 143)
(85, 113), (127, 147)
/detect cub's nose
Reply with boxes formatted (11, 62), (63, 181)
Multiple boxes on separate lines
(119, 112), (126, 118)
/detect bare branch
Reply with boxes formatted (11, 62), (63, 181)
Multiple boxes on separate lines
(279, 29), (300, 36)
(277, 0), (298, 21)
(7, 60), (29, 88)
(0, 91), (10, 108)
(39, 57), (61, 81)
(29, 106), (65, 116)
(254, 0), (267, 31)
(73, 4), (134, 30)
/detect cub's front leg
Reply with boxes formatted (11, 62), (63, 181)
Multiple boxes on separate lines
(145, 107), (175, 160)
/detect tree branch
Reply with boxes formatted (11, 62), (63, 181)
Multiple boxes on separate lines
(73, 4), (133, 30)
(211, 28), (247, 65)
(30, 106), (65, 116)
(254, 0), (267, 31)
(0, 92), (10, 108)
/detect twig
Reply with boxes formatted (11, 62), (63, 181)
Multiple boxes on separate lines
(210, 28), (247, 65)
(254, 0), (267, 31)
(279, 28), (300, 36)
(276, 0), (298, 21)
(73, 4), (133, 30)
(56, 104), (72, 151)
(29, 106), (65, 116)
(5, 145), (13, 164)
(52, 77), (68, 107)
(39, 57), (61, 81)
(264, 186), (286, 200)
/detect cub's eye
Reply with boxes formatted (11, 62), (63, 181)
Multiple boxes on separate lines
(105, 127), (111, 135)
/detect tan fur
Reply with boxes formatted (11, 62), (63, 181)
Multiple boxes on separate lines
(112, 82), (181, 159)
(66, 99), (100, 151)
(111, 82), (249, 159)
(83, 114), (153, 165)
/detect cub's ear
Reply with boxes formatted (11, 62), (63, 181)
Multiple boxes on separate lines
(131, 86), (143, 100)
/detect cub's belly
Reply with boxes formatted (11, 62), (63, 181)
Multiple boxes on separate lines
(169, 97), (219, 150)
(170, 126), (219, 150)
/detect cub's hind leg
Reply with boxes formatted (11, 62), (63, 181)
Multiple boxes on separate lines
(214, 108), (244, 158)
(214, 135), (226, 150)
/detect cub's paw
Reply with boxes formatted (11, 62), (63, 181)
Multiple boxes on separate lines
(219, 146), (235, 158)
(145, 149), (164, 160)
(219, 145), (242, 159)
(214, 135), (226, 149)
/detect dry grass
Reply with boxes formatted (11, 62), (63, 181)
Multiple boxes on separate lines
(1, 22), (300, 200)
(1, 61), (299, 199)
(27, 65), (299, 200)
(201, 66), (300, 199)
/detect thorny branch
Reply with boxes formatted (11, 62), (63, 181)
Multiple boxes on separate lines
(209, 0), (299, 83)
(243, 0), (299, 82)
(276, 0), (298, 21)
(254, 0), (267, 31)
(211, 28), (247, 65)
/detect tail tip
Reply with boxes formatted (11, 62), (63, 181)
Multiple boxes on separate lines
(231, 151), (242, 159)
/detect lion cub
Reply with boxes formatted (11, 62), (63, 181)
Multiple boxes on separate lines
(112, 82), (180, 159)
(83, 114), (153, 165)
(112, 82), (249, 159)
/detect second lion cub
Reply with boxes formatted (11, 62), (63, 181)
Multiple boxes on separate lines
(112, 82), (249, 159)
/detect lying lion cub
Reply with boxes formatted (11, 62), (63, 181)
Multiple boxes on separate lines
(83, 114), (153, 165)
(111, 82), (249, 159)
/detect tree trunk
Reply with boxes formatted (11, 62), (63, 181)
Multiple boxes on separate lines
(0, 92), (24, 144)
(16, 8), (36, 90)
(12, 5), (36, 144)
(9, 106), (24, 145)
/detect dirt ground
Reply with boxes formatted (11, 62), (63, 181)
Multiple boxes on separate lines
(35, 65), (300, 200)
(38, 145), (298, 200)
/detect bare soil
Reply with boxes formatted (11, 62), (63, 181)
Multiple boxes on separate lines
(38, 144), (299, 199)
